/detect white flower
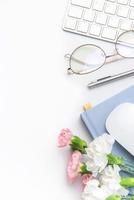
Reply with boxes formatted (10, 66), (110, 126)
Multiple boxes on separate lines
(100, 165), (121, 185)
(100, 165), (129, 197)
(85, 134), (115, 176)
(86, 154), (108, 176)
(86, 134), (115, 156)
(82, 179), (112, 200)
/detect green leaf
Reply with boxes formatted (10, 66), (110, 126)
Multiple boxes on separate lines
(79, 163), (91, 175)
(106, 195), (121, 200)
(120, 177), (134, 187)
(107, 153), (124, 166)
(70, 136), (88, 154)
(107, 154), (134, 175)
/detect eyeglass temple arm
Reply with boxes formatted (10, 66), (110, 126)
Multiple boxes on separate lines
(65, 52), (123, 66)
(65, 52), (124, 74)
(65, 54), (92, 66)
(65, 54), (102, 67)
(65, 53), (100, 74)
(105, 53), (123, 64)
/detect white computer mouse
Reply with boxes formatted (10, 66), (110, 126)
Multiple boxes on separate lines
(106, 103), (134, 156)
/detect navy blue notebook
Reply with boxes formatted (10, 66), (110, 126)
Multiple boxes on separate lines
(81, 85), (134, 193)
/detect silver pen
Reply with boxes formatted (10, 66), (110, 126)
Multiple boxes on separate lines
(88, 68), (134, 88)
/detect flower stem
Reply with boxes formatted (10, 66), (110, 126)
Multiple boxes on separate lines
(106, 195), (134, 200)
(122, 196), (134, 200)
(120, 165), (134, 175)
(107, 153), (134, 176)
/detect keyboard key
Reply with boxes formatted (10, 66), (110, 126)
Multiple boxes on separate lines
(93, 0), (105, 11)
(108, 16), (120, 27)
(120, 19), (132, 30)
(96, 13), (107, 25)
(90, 24), (101, 36)
(117, 5), (129, 17)
(77, 21), (89, 33)
(102, 27), (117, 40)
(63, 0), (134, 42)
(71, 0), (92, 8)
(130, 8), (134, 19)
(105, 2), (117, 14)
(117, 0), (128, 5)
(106, 0), (116, 2)
(83, 9), (95, 22)
(130, 0), (134, 7)
(64, 18), (77, 30)
(68, 6), (83, 18)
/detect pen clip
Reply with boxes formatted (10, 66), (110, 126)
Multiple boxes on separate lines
(88, 68), (134, 88)
(88, 76), (112, 87)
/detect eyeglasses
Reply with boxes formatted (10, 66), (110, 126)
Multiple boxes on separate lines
(65, 31), (134, 75)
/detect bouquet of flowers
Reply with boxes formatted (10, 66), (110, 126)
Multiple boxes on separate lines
(58, 129), (134, 200)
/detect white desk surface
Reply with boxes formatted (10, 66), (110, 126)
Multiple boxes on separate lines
(0, 0), (134, 199)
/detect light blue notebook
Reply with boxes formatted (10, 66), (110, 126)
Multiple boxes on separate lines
(81, 85), (134, 194)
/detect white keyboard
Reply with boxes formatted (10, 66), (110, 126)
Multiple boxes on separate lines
(63, 0), (134, 42)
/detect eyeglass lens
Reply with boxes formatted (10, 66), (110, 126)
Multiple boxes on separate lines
(116, 31), (134, 58)
(70, 45), (106, 74)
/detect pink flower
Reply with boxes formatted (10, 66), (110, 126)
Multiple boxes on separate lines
(58, 128), (72, 147)
(82, 174), (93, 186)
(67, 151), (82, 183)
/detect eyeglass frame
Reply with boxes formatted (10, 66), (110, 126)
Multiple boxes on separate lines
(65, 30), (134, 75)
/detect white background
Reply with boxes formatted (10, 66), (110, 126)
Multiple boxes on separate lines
(0, 0), (134, 199)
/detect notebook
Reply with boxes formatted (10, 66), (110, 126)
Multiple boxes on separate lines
(81, 85), (134, 193)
